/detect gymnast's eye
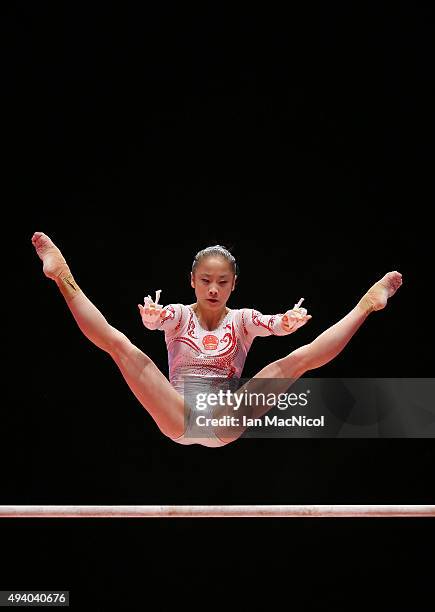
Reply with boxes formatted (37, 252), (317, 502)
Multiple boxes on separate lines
(219, 281), (228, 285)
(201, 279), (210, 283)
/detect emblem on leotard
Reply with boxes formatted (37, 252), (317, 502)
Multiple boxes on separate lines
(202, 335), (219, 351)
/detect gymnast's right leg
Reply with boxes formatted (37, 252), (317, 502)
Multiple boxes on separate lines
(31, 232), (185, 440)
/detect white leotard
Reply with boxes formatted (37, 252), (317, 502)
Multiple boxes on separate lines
(144, 304), (291, 394)
(143, 303), (293, 447)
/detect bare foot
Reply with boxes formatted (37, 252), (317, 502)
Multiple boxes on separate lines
(31, 232), (70, 280)
(358, 271), (403, 313)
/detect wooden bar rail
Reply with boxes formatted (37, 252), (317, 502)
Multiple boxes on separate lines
(0, 505), (434, 518)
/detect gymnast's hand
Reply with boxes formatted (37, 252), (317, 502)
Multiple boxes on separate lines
(138, 289), (167, 327)
(281, 298), (312, 333)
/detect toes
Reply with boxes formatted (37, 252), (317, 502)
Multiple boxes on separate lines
(32, 232), (49, 250)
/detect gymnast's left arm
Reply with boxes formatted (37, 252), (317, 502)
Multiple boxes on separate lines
(240, 305), (311, 339)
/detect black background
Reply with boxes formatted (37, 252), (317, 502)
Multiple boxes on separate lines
(3, 2), (434, 609)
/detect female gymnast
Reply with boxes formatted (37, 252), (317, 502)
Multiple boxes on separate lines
(31, 232), (402, 448)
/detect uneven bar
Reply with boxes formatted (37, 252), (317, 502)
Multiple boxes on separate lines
(0, 505), (434, 518)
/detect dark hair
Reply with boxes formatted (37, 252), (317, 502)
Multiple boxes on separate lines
(192, 245), (238, 277)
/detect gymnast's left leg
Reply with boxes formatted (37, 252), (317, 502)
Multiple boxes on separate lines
(216, 271), (402, 443)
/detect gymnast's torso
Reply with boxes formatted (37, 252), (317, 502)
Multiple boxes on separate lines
(151, 304), (290, 395)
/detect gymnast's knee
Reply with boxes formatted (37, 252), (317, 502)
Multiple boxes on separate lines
(108, 329), (150, 365)
(106, 328), (129, 354)
(283, 344), (313, 377)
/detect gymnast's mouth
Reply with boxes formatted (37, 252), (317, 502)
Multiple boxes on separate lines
(207, 299), (219, 304)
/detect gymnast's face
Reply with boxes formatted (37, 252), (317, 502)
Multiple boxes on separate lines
(191, 256), (237, 309)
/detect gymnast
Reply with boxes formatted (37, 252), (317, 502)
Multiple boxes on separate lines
(31, 232), (402, 448)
